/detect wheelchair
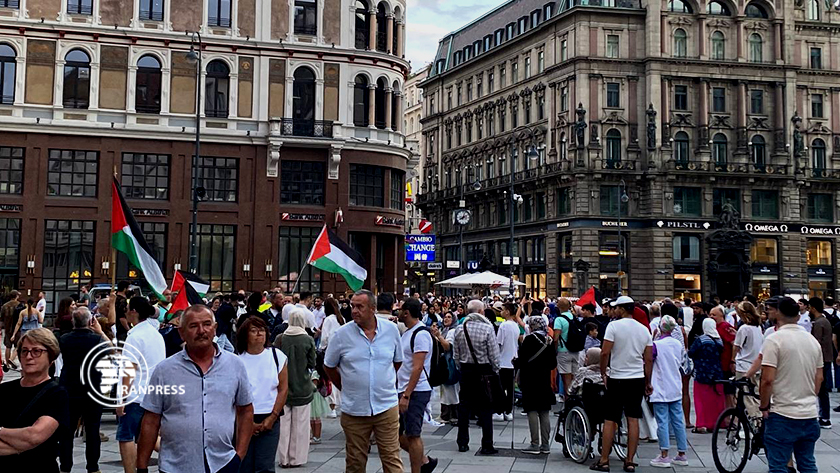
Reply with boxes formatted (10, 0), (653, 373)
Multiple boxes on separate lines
(555, 380), (629, 464)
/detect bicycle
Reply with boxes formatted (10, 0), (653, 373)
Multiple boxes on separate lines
(711, 377), (764, 473)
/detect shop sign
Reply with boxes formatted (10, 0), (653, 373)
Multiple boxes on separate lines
(816, 268), (827, 276)
(428, 262), (443, 270)
(376, 215), (405, 227)
(759, 267), (771, 274)
(446, 260), (460, 269)
(281, 213), (325, 222)
(132, 208), (169, 217)
(556, 222), (571, 229)
(0, 204), (22, 212)
(800, 225), (840, 236)
(744, 223), (789, 233)
(467, 260), (480, 271)
(601, 221), (628, 227)
(656, 220), (711, 230)
(405, 235), (436, 262)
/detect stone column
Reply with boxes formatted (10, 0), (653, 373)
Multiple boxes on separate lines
(774, 82), (786, 153)
(698, 16), (706, 58)
(736, 18), (744, 61)
(398, 22), (405, 56)
(368, 84), (376, 127)
(699, 79), (709, 150)
(774, 21), (783, 63)
(369, 9), (377, 50)
(736, 81), (748, 154)
(386, 14), (394, 54)
(384, 88), (393, 130)
(549, 83), (557, 157)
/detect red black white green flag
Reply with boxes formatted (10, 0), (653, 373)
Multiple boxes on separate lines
(305, 225), (368, 292)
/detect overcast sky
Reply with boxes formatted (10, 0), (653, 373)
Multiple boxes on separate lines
(405, 0), (500, 72)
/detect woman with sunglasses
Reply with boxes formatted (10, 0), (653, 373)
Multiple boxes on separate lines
(0, 327), (69, 472)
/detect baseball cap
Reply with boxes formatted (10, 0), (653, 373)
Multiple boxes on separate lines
(610, 295), (635, 306)
(492, 301), (504, 310)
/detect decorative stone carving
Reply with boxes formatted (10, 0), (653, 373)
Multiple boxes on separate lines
(329, 145), (342, 180)
(646, 104), (657, 150)
(747, 116), (771, 130)
(670, 113), (694, 127)
(267, 143), (281, 177)
(792, 111), (804, 157)
(710, 115), (734, 129)
(575, 103), (587, 147)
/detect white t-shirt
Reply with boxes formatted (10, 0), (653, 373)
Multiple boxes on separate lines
(36, 298), (46, 314)
(239, 347), (287, 415)
(497, 320), (520, 369)
(649, 316), (661, 336)
(725, 312), (736, 327)
(651, 336), (683, 403)
(604, 317), (653, 379)
(798, 313), (812, 333)
(733, 325), (764, 373)
(312, 307), (326, 329)
(319, 314), (341, 351)
(397, 323), (432, 393)
(124, 318), (166, 405)
(681, 307), (694, 329)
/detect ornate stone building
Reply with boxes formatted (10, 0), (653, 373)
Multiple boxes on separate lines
(417, 0), (840, 302)
(0, 0), (410, 311)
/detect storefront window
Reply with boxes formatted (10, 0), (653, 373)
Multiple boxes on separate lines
(751, 275), (779, 301)
(807, 240), (832, 266)
(674, 273), (701, 301)
(560, 272), (574, 297)
(750, 238), (777, 264)
(524, 273), (546, 300)
(809, 279), (833, 299)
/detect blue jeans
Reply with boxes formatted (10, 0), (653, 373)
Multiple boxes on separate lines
(765, 413), (820, 473)
(652, 401), (687, 453)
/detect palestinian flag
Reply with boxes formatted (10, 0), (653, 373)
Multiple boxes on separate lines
(170, 270), (210, 298)
(306, 225), (367, 291)
(168, 277), (204, 314)
(111, 178), (167, 299)
(575, 286), (603, 315)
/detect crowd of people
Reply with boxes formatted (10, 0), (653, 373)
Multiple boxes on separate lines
(0, 284), (834, 473)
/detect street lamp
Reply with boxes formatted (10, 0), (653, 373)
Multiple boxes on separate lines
(186, 32), (205, 274)
(617, 179), (629, 295)
(508, 131), (539, 298)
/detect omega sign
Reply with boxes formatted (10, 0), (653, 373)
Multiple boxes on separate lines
(744, 223), (789, 233)
(800, 225), (840, 236)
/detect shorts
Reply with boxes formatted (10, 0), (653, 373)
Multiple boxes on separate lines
(557, 351), (580, 375)
(399, 390), (432, 438)
(604, 377), (645, 422)
(116, 402), (146, 442)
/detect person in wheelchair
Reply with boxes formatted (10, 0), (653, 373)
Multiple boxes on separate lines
(569, 348), (605, 396)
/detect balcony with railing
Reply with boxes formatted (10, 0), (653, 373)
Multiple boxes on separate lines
(276, 119), (334, 138)
(666, 159), (790, 175)
(596, 158), (637, 170)
(810, 168), (840, 179)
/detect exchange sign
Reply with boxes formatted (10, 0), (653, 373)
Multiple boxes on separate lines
(405, 235), (436, 262)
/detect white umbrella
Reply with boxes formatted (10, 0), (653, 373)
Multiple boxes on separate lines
(435, 270), (526, 289)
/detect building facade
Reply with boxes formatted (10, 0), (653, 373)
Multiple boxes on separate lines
(403, 64), (429, 293)
(0, 0), (411, 312)
(417, 0), (840, 302)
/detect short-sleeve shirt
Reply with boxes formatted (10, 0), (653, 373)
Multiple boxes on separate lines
(0, 380), (69, 473)
(124, 318), (167, 405)
(397, 324), (432, 393)
(141, 345), (253, 473)
(324, 316), (403, 417)
(733, 325), (764, 373)
(604, 317), (653, 379)
(496, 320), (520, 369)
(761, 324), (822, 419)
(240, 347), (287, 415)
(553, 312), (572, 353)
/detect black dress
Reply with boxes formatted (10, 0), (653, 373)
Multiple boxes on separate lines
(515, 332), (557, 412)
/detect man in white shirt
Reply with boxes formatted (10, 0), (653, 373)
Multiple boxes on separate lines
(798, 298), (813, 333)
(36, 291), (47, 314)
(496, 302), (520, 422)
(117, 296), (166, 473)
(312, 296), (326, 329)
(594, 296), (653, 472)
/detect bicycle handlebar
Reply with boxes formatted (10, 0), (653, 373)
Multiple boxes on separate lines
(713, 377), (758, 396)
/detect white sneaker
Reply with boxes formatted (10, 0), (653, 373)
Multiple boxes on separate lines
(504, 413), (514, 421)
(327, 410), (337, 418)
(492, 413), (504, 421)
(427, 419), (444, 427)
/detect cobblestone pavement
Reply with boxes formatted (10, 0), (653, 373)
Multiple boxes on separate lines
(6, 368), (840, 472)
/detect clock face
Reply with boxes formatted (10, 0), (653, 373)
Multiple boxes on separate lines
(455, 210), (471, 225)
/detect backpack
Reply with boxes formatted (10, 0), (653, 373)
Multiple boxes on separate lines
(410, 326), (460, 387)
(557, 313), (586, 353)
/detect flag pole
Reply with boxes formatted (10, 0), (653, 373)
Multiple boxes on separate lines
(111, 166), (117, 290)
(291, 263), (308, 294)
(292, 224), (326, 294)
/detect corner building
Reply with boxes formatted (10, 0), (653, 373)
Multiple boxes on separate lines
(0, 0), (411, 311)
(416, 0), (840, 302)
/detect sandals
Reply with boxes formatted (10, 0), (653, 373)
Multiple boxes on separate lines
(590, 460), (610, 472)
(623, 462), (638, 472)
(692, 427), (709, 434)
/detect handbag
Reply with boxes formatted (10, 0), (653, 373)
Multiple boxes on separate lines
(463, 322), (507, 414)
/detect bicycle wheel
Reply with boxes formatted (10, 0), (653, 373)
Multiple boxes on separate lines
(613, 413), (629, 461)
(712, 408), (751, 473)
(564, 406), (593, 463)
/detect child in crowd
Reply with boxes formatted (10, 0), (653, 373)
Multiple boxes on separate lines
(310, 369), (331, 444)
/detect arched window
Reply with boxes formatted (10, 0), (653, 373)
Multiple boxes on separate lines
(135, 55), (161, 114)
(669, 0), (693, 12)
(0, 44), (15, 105)
(391, 80), (400, 131)
(674, 131), (690, 164)
(606, 129), (621, 164)
(204, 60), (229, 118)
(707, 0), (731, 15)
(711, 31), (725, 60)
(374, 78), (386, 129)
(375, 3), (387, 52)
(713, 133), (728, 165)
(751, 135), (766, 167)
(353, 75), (369, 127)
(673, 28), (687, 58)
(812, 138), (827, 172)
(292, 67), (316, 134)
(355, 1), (370, 49)
(745, 2), (768, 18)
(63, 49), (91, 109)
(749, 34), (763, 63)
(807, 0), (820, 20)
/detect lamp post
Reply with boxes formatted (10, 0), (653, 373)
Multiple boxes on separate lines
(186, 32), (203, 273)
(508, 130), (539, 298)
(617, 179), (629, 295)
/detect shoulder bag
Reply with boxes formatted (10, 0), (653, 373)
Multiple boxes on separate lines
(463, 322), (507, 414)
